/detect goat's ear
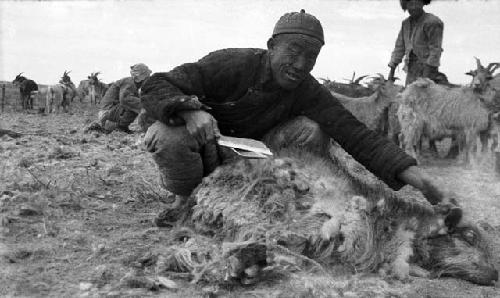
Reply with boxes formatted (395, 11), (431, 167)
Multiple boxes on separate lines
(465, 71), (474, 76)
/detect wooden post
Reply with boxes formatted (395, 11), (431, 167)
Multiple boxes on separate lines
(1, 84), (5, 113)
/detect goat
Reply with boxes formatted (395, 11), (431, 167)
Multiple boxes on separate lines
(397, 71), (498, 163)
(45, 84), (67, 113)
(12, 73), (38, 110)
(466, 58), (500, 152)
(77, 72), (109, 105)
(150, 146), (498, 286)
(43, 71), (78, 113)
(59, 70), (77, 102)
(332, 75), (403, 135)
(321, 72), (373, 98)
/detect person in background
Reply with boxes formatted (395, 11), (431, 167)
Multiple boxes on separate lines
(388, 0), (445, 86)
(97, 63), (152, 133)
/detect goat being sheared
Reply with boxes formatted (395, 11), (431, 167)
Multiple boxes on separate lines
(149, 146), (497, 287)
(12, 73), (38, 110)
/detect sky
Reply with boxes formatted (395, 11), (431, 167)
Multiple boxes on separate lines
(0, 0), (499, 85)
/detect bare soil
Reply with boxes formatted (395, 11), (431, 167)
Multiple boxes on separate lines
(1, 102), (499, 297)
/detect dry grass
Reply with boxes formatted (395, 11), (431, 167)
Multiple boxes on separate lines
(0, 100), (499, 297)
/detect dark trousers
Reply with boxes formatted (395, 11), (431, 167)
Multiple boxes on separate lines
(406, 53), (448, 86)
(144, 116), (330, 196)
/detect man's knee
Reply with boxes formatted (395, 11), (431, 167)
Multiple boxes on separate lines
(264, 116), (329, 154)
(294, 116), (326, 140)
(144, 121), (195, 155)
(144, 121), (205, 196)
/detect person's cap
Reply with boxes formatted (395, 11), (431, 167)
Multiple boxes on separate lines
(130, 63), (152, 80)
(272, 9), (325, 45)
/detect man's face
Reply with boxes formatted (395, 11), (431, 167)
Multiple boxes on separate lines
(133, 74), (149, 84)
(268, 34), (322, 90)
(406, 0), (424, 16)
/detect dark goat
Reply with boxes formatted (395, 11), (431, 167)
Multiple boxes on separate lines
(12, 73), (38, 110)
(58, 70), (78, 103)
(321, 72), (374, 98)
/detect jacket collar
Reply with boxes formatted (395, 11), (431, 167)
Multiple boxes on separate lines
(255, 51), (281, 91)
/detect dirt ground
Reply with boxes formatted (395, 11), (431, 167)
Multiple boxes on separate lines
(1, 102), (500, 297)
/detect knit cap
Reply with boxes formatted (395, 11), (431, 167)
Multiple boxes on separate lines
(272, 9), (324, 45)
(130, 63), (152, 81)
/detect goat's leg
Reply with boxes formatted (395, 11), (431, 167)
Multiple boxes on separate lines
(445, 134), (461, 159)
(490, 123), (500, 153)
(492, 131), (499, 152)
(479, 130), (489, 153)
(464, 130), (477, 165)
(429, 139), (438, 155)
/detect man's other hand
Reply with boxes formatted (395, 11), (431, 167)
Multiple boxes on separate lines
(398, 165), (463, 229)
(177, 110), (220, 145)
(388, 65), (396, 82)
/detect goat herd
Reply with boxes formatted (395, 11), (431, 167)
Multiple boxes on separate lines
(11, 71), (109, 114)
(10, 57), (500, 165)
(324, 57), (500, 165)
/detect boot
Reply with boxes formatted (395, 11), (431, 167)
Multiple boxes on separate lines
(117, 125), (133, 134)
(153, 195), (194, 227)
(103, 120), (118, 133)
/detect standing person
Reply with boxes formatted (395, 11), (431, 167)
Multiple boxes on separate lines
(97, 63), (152, 133)
(388, 0), (444, 86)
(140, 10), (461, 228)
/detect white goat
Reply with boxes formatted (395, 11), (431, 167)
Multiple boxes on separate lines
(397, 77), (497, 163)
(333, 75), (403, 134)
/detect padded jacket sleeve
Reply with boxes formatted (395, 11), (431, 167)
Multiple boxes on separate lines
(295, 78), (417, 190)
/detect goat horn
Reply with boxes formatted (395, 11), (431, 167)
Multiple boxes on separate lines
(18, 72), (24, 77)
(354, 75), (368, 85)
(474, 57), (484, 70)
(486, 63), (500, 74)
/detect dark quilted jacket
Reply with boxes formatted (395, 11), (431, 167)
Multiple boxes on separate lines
(141, 48), (416, 190)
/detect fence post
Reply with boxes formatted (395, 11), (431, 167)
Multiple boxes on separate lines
(1, 84), (5, 113)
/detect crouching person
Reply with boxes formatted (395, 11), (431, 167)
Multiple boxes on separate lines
(97, 63), (152, 133)
(141, 10), (462, 228)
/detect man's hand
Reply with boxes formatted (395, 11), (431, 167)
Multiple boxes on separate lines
(388, 65), (396, 82)
(398, 166), (446, 204)
(177, 110), (220, 145)
(398, 166), (462, 229)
